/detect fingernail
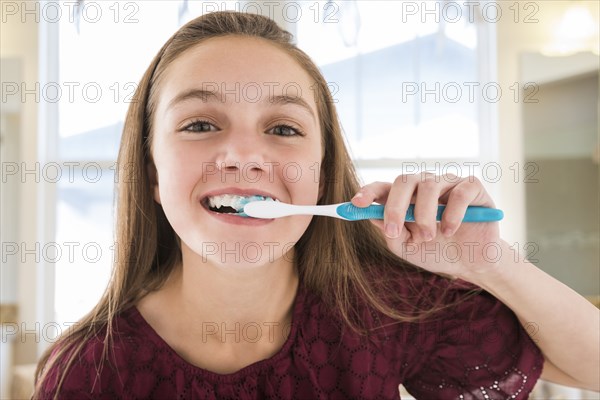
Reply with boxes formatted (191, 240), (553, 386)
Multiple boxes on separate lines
(442, 227), (453, 237)
(385, 223), (399, 238)
(424, 230), (434, 242)
(352, 192), (363, 200)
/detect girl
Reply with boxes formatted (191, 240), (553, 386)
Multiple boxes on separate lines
(34, 11), (599, 399)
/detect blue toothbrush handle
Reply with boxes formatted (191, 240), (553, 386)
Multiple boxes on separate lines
(336, 203), (503, 222)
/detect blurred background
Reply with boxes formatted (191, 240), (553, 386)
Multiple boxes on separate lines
(1, 1), (598, 398)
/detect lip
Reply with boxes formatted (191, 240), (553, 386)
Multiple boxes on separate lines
(199, 187), (280, 225)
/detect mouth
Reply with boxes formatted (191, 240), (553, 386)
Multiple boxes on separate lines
(202, 193), (279, 216)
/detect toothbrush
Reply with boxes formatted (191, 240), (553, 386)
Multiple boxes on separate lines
(242, 201), (503, 222)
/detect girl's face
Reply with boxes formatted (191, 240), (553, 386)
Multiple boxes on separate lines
(150, 36), (323, 269)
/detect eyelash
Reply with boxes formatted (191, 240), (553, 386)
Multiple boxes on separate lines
(181, 120), (217, 133)
(181, 120), (305, 137)
(269, 123), (305, 137)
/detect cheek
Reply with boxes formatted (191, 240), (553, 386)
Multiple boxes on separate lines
(154, 146), (205, 203)
(283, 158), (322, 203)
(300, 147), (324, 201)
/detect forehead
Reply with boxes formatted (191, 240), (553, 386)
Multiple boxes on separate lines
(156, 35), (317, 107)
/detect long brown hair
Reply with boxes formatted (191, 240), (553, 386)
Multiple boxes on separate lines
(34, 11), (480, 398)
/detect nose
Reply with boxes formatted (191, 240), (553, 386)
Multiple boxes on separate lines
(213, 128), (267, 181)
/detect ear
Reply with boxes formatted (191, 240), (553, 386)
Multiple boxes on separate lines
(146, 162), (161, 204)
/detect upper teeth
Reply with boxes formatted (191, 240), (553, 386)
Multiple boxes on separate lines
(207, 194), (278, 211)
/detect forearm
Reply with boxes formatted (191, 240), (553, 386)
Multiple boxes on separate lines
(464, 240), (600, 391)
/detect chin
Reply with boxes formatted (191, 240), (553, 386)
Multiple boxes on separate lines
(185, 238), (296, 266)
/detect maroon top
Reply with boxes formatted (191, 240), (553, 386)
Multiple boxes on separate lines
(40, 273), (544, 399)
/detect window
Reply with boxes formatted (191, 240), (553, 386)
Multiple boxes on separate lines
(44, 1), (187, 327)
(295, 0), (496, 183)
(46, 0), (251, 331)
(39, 0), (496, 345)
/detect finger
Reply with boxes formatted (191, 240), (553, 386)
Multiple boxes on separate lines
(382, 175), (420, 239)
(351, 181), (391, 207)
(413, 174), (448, 242)
(440, 178), (489, 237)
(403, 222), (420, 243)
(370, 218), (413, 245)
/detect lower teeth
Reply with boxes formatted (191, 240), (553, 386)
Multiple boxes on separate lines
(211, 206), (239, 214)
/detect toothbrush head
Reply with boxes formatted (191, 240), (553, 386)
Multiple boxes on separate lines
(236, 196), (275, 218)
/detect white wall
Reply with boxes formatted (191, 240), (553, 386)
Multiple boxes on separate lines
(1, 9), (40, 364)
(496, 0), (599, 244)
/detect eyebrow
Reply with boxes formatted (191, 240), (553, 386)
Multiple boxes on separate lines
(166, 88), (316, 122)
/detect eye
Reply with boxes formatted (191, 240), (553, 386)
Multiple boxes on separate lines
(181, 120), (218, 133)
(268, 124), (305, 137)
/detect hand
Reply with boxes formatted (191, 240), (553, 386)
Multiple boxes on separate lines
(351, 174), (505, 281)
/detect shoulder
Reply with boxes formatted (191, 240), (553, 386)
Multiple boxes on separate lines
(381, 268), (527, 345)
(296, 267), (477, 345)
(37, 307), (162, 398)
(298, 266), (479, 331)
(398, 273), (544, 399)
(369, 264), (483, 318)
